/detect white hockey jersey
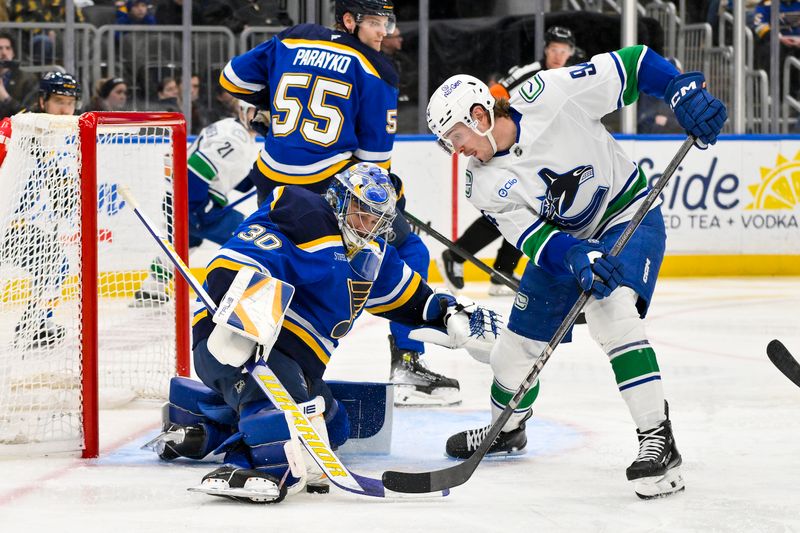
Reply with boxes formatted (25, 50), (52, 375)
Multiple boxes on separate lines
(465, 46), (661, 272)
(187, 117), (259, 206)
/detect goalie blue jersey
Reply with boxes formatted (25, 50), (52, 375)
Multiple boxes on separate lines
(220, 24), (399, 191)
(192, 186), (431, 379)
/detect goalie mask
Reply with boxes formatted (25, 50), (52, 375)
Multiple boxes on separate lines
(326, 162), (397, 281)
(427, 74), (497, 156)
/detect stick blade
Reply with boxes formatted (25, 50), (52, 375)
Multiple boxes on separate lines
(767, 339), (800, 388)
(382, 454), (480, 494)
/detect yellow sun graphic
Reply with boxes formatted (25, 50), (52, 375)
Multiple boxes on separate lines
(746, 151), (800, 209)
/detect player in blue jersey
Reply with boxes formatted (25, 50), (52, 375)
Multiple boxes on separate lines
(219, 0), (458, 406)
(145, 162), (500, 502)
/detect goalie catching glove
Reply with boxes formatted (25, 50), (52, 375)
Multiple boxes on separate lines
(409, 289), (503, 363)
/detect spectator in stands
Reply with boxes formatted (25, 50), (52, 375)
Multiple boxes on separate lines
(381, 27), (413, 102)
(0, 33), (39, 119)
(10, 0), (86, 64)
(86, 77), (129, 112)
(153, 0), (234, 26)
(752, 0), (800, 75)
(638, 57), (684, 134)
(116, 0), (156, 25)
(206, 81), (240, 123)
(231, 0), (293, 30)
(151, 76), (180, 112)
(180, 73), (210, 134)
(0, 1), (9, 22)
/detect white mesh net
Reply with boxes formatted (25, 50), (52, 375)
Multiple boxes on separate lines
(0, 113), (184, 454)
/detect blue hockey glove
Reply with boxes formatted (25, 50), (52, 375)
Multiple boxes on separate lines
(563, 240), (624, 299)
(665, 72), (727, 148)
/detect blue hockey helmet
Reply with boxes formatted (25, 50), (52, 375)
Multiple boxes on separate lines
(326, 162), (397, 280)
(39, 71), (82, 101)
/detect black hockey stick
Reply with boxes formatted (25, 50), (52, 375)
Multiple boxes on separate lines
(404, 210), (520, 291)
(767, 339), (800, 388)
(382, 136), (697, 494)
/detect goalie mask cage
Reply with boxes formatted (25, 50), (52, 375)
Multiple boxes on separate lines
(0, 112), (190, 458)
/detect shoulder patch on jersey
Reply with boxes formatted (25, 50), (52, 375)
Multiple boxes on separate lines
(519, 74), (545, 103)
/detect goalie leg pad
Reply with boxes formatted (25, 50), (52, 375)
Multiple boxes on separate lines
(327, 381), (391, 454)
(584, 287), (666, 431)
(144, 377), (237, 461)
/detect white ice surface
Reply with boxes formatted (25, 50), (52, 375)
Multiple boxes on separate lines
(1, 278), (799, 532)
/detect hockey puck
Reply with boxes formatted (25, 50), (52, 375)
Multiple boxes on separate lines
(306, 483), (330, 494)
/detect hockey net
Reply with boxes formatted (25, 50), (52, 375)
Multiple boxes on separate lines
(0, 112), (190, 457)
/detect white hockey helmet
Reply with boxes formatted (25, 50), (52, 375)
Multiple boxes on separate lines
(427, 74), (497, 155)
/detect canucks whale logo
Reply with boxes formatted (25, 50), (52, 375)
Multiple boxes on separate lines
(537, 165), (607, 230)
(746, 152), (800, 210)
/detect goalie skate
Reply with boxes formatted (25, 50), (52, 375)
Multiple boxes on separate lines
(188, 466), (287, 504)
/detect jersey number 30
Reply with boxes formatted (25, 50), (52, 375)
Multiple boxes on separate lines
(272, 73), (352, 147)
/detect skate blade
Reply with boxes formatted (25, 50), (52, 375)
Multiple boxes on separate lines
(188, 485), (281, 503)
(633, 465), (685, 499)
(393, 385), (461, 407)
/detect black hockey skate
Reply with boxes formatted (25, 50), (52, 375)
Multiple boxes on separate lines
(132, 289), (170, 307)
(188, 466), (287, 504)
(626, 406), (684, 499)
(437, 250), (464, 292)
(446, 411), (531, 459)
(142, 422), (208, 461)
(14, 319), (66, 350)
(389, 334), (460, 406)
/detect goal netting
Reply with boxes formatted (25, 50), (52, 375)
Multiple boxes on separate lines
(0, 112), (190, 457)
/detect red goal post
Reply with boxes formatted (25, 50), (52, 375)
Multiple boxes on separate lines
(0, 112), (190, 458)
(79, 112), (190, 457)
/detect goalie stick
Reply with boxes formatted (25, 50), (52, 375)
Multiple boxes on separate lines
(119, 186), (448, 500)
(381, 136), (697, 494)
(767, 339), (800, 388)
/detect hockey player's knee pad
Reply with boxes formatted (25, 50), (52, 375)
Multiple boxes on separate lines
(490, 329), (547, 391)
(159, 377), (237, 460)
(584, 287), (646, 355)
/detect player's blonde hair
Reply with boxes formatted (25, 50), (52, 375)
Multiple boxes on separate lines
(493, 98), (512, 119)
